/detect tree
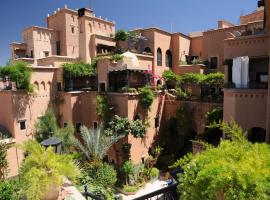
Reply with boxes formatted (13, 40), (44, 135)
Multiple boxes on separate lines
(174, 121), (270, 200)
(121, 160), (135, 185)
(54, 124), (76, 153)
(0, 61), (34, 93)
(19, 141), (80, 200)
(0, 143), (8, 180)
(74, 124), (124, 161)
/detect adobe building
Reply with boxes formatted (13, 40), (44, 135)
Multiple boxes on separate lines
(1, 1), (270, 177)
(223, 1), (270, 143)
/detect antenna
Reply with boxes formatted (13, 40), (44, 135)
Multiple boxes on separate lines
(238, 9), (244, 24)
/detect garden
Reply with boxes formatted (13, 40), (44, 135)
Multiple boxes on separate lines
(0, 86), (165, 200)
(162, 70), (224, 102)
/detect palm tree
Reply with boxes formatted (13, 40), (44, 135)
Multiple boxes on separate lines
(74, 124), (124, 161)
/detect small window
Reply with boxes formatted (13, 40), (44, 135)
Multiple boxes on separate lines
(155, 117), (159, 128)
(75, 122), (82, 133)
(141, 157), (145, 164)
(93, 121), (98, 129)
(99, 83), (106, 92)
(57, 82), (62, 91)
(44, 51), (49, 57)
(210, 57), (218, 69)
(157, 48), (162, 66)
(20, 121), (26, 130)
(166, 50), (172, 68)
(71, 26), (75, 34)
(63, 122), (68, 128)
(56, 41), (61, 55)
(30, 50), (34, 58)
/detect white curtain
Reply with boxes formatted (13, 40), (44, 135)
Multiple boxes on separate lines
(232, 56), (249, 88)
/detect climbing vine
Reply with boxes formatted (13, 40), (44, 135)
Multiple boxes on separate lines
(138, 86), (155, 111)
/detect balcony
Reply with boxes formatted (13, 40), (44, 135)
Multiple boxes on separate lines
(225, 56), (269, 89)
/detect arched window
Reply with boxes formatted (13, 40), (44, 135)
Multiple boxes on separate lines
(41, 81), (46, 91)
(157, 48), (162, 66)
(144, 47), (152, 53)
(166, 50), (172, 68)
(47, 81), (52, 91)
(34, 81), (39, 91)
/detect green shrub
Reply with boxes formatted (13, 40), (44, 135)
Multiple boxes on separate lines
(150, 167), (159, 179)
(96, 95), (108, 120)
(0, 61), (33, 93)
(0, 143), (8, 180)
(112, 54), (123, 62)
(19, 141), (80, 200)
(121, 86), (137, 93)
(175, 88), (189, 100)
(115, 30), (129, 41)
(122, 161), (135, 185)
(63, 62), (96, 78)
(138, 86), (155, 111)
(122, 185), (139, 193)
(176, 121), (270, 200)
(130, 119), (145, 138)
(106, 115), (131, 136)
(34, 109), (58, 142)
(201, 72), (224, 87)
(0, 181), (13, 200)
(162, 70), (180, 82)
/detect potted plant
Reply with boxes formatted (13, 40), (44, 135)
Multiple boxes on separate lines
(19, 141), (80, 200)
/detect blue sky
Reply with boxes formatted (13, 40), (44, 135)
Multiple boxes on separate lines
(0, 0), (258, 65)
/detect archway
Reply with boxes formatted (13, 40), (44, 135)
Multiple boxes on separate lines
(248, 127), (266, 143)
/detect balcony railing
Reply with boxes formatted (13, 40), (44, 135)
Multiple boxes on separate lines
(224, 82), (268, 89)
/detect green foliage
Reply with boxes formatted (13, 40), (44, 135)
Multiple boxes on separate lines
(81, 162), (117, 188)
(149, 167), (159, 179)
(19, 141), (80, 200)
(201, 72), (224, 87)
(106, 115), (146, 138)
(54, 124), (76, 153)
(63, 62), (96, 78)
(106, 115), (131, 136)
(34, 109), (58, 142)
(206, 107), (223, 124)
(0, 181), (14, 200)
(177, 121), (270, 200)
(96, 95), (108, 120)
(0, 61), (33, 93)
(169, 153), (193, 169)
(138, 86), (155, 111)
(0, 178), (22, 200)
(175, 88), (190, 100)
(120, 86), (137, 93)
(115, 29), (129, 41)
(0, 143), (8, 180)
(115, 30), (138, 42)
(74, 124), (124, 161)
(122, 160), (135, 185)
(179, 73), (205, 85)
(130, 119), (145, 138)
(112, 54), (123, 62)
(162, 70), (180, 82)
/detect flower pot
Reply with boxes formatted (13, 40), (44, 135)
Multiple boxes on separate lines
(41, 184), (60, 200)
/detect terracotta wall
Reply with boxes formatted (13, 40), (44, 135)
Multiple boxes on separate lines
(223, 35), (269, 59)
(59, 91), (99, 128)
(223, 89), (267, 131)
(191, 36), (203, 57)
(240, 9), (264, 24)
